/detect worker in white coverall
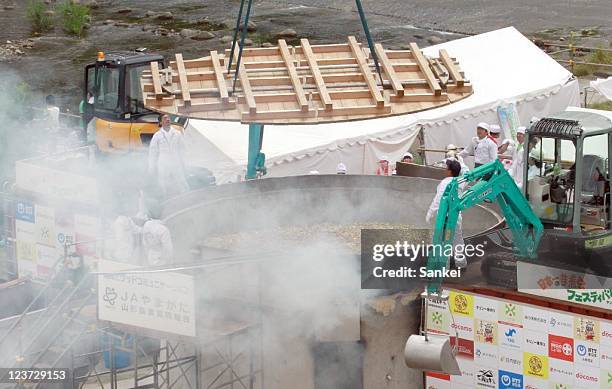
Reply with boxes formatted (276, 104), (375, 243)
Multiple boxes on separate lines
(459, 122), (498, 168)
(141, 202), (174, 267)
(508, 126), (527, 188)
(426, 159), (466, 268)
(148, 114), (189, 199)
(111, 214), (142, 264)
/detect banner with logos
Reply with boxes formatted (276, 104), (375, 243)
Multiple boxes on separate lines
(425, 289), (612, 389)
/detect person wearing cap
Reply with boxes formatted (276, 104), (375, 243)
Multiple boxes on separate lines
(489, 124), (502, 144)
(336, 163), (347, 175)
(458, 122), (498, 168)
(426, 159), (466, 268)
(376, 156), (391, 176)
(401, 152), (414, 163)
(508, 126), (527, 187)
(527, 149), (542, 181)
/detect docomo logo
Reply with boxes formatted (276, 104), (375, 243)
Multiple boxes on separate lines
(450, 322), (473, 333)
(576, 372), (598, 382)
(603, 331), (612, 339)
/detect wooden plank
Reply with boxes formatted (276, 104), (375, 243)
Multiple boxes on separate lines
(278, 40), (309, 112)
(390, 92), (448, 103)
(439, 49), (464, 87)
(178, 101), (236, 114)
(239, 89), (374, 104)
(175, 53), (192, 106)
(210, 51), (229, 103)
(145, 97), (175, 106)
(348, 36), (384, 108)
(385, 50), (414, 60)
(232, 51), (257, 114)
(408, 43), (442, 96)
(374, 43), (404, 97)
(301, 38), (333, 110)
(241, 103), (390, 121)
(150, 61), (163, 99)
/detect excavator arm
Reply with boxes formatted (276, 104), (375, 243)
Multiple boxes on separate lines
(427, 159), (544, 293)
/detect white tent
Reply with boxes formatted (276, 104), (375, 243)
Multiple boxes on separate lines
(186, 27), (579, 184)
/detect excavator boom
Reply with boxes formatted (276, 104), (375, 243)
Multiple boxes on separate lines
(427, 159), (543, 293)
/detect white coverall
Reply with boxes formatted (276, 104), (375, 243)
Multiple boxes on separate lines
(148, 127), (189, 198)
(111, 216), (142, 264)
(459, 136), (498, 167)
(508, 144), (525, 188)
(142, 219), (173, 267)
(426, 177), (466, 268)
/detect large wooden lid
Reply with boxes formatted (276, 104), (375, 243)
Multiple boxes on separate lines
(141, 37), (472, 124)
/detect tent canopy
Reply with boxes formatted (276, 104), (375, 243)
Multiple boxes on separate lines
(186, 27), (579, 183)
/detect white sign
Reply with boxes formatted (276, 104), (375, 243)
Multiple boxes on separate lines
(97, 260), (196, 337)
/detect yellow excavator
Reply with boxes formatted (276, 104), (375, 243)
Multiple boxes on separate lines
(83, 50), (187, 153)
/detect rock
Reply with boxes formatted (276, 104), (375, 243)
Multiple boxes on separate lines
(559, 37), (565, 42)
(243, 38), (253, 46)
(427, 35), (443, 45)
(239, 20), (256, 32)
(117, 7), (132, 14)
(103, 19), (114, 25)
(220, 35), (234, 44)
(180, 28), (199, 38)
(400, 43), (412, 50)
(275, 28), (297, 39)
(261, 42), (274, 48)
(86, 0), (99, 9)
(83, 22), (91, 30)
(44, 10), (55, 18)
(190, 31), (215, 41)
(145, 10), (157, 18)
(3, 5), (16, 10)
(15, 49), (24, 55)
(413, 34), (425, 39)
(115, 22), (129, 28)
(6, 40), (11, 44)
(156, 11), (173, 21)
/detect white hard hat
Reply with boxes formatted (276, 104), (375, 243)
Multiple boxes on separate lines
(379, 155), (389, 162)
(446, 150), (457, 158)
(489, 124), (501, 134)
(477, 122), (490, 132)
(516, 126), (526, 134)
(403, 152), (413, 159)
(446, 144), (458, 151)
(336, 163), (347, 174)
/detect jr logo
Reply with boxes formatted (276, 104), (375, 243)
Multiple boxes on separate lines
(505, 329), (517, 337)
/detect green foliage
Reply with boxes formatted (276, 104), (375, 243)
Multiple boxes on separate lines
(572, 65), (590, 77)
(589, 101), (612, 111)
(26, 0), (53, 33)
(587, 47), (612, 65)
(57, 0), (90, 37)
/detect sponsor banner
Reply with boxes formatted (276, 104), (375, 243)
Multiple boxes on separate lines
(425, 375), (451, 389)
(548, 334), (574, 362)
(548, 358), (574, 383)
(474, 295), (498, 321)
(601, 346), (612, 370)
(602, 322), (612, 347)
(450, 357), (475, 386)
(97, 260), (196, 337)
(523, 376), (547, 389)
(499, 301), (523, 326)
(449, 337), (474, 359)
(474, 342), (498, 368)
(450, 315), (474, 339)
(523, 305), (551, 332)
(475, 319), (498, 345)
(575, 316), (600, 343)
(16, 219), (36, 241)
(15, 200), (35, 223)
(36, 244), (57, 278)
(524, 352), (549, 379)
(427, 306), (450, 334)
(499, 322), (523, 350)
(575, 340), (600, 368)
(499, 349), (524, 374)
(574, 366), (600, 387)
(498, 369), (523, 389)
(601, 370), (612, 389)
(449, 291), (473, 317)
(426, 371), (450, 381)
(524, 329), (549, 355)
(548, 311), (574, 338)
(475, 366), (496, 388)
(35, 205), (56, 247)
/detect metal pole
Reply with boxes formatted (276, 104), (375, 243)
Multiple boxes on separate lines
(232, 0), (255, 93)
(355, 0), (384, 86)
(227, 0), (247, 74)
(134, 335), (139, 389)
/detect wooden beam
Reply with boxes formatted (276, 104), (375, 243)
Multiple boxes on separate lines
(348, 36), (384, 108)
(439, 49), (464, 87)
(238, 89), (374, 104)
(241, 103), (391, 121)
(175, 53), (191, 106)
(150, 62), (163, 99)
(301, 38), (333, 110)
(408, 43), (442, 96)
(278, 40), (309, 112)
(385, 50), (414, 60)
(178, 101), (236, 114)
(374, 43), (404, 97)
(232, 51), (257, 114)
(210, 51), (229, 103)
(390, 92), (448, 103)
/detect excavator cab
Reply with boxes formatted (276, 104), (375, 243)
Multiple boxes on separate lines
(83, 51), (187, 153)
